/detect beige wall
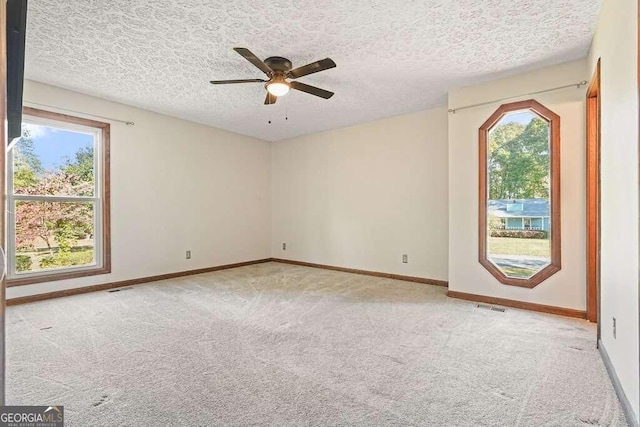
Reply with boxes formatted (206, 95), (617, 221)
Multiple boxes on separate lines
(447, 59), (588, 309)
(270, 108), (449, 281)
(7, 80), (272, 299)
(588, 0), (640, 419)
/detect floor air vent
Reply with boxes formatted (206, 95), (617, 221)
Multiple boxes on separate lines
(476, 304), (506, 312)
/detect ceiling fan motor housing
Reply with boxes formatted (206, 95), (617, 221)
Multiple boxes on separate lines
(264, 56), (292, 73)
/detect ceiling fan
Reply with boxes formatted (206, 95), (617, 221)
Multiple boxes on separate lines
(210, 47), (336, 105)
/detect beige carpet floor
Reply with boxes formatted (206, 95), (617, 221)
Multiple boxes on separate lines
(6, 262), (628, 426)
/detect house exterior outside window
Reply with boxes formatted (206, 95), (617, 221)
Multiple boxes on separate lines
(488, 199), (549, 231)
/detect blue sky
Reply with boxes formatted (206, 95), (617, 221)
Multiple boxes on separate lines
(500, 111), (536, 125)
(21, 123), (93, 170)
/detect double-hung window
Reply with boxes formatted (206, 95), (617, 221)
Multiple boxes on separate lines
(7, 108), (110, 286)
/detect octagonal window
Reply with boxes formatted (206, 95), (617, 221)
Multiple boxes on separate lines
(479, 100), (561, 288)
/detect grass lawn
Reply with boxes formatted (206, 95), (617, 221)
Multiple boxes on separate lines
(489, 237), (550, 258)
(500, 266), (537, 278)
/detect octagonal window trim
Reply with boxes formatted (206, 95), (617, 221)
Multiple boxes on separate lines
(478, 99), (561, 288)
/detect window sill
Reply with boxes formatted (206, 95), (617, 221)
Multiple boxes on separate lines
(7, 266), (111, 287)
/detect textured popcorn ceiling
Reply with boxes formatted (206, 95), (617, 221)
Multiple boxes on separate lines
(25, 0), (601, 142)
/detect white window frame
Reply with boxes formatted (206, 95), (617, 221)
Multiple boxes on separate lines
(6, 109), (110, 285)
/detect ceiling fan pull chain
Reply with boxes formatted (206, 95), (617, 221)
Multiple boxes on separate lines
(285, 93), (290, 121)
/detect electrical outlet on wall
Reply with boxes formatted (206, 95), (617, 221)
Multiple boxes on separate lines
(402, 254), (408, 263)
(612, 317), (616, 339)
(186, 250), (191, 260)
(282, 243), (286, 250)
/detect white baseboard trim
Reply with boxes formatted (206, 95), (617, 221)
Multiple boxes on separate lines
(598, 339), (638, 427)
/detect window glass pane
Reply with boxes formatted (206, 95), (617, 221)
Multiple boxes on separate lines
(486, 110), (551, 279)
(13, 122), (95, 197)
(15, 201), (95, 274)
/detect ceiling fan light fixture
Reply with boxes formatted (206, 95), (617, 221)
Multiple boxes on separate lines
(266, 81), (290, 97)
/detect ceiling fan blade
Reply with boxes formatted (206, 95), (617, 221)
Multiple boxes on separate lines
(288, 58), (336, 79)
(234, 47), (273, 76)
(210, 79), (266, 84)
(264, 92), (278, 105)
(290, 81), (334, 99)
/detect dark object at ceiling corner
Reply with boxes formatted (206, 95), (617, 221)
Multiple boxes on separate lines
(7, 0), (28, 143)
